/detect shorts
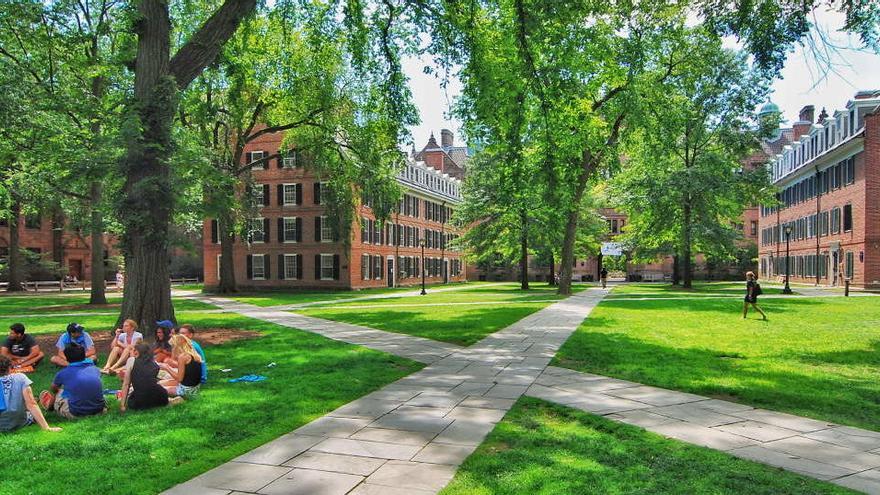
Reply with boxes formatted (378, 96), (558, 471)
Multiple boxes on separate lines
(744, 296), (757, 304)
(53, 397), (105, 419)
(175, 384), (200, 398)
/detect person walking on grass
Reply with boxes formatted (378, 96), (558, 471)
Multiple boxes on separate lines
(743, 271), (767, 320)
(600, 267), (608, 289)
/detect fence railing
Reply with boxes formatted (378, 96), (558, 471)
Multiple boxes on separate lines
(0, 277), (200, 292)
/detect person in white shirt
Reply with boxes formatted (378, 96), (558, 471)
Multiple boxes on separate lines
(101, 319), (143, 375)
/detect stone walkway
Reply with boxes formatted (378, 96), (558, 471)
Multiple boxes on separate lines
(163, 288), (609, 494)
(161, 285), (880, 495)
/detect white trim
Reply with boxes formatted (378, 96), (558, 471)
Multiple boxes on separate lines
(282, 183), (298, 206)
(320, 253), (334, 280)
(252, 253), (266, 280)
(283, 253), (299, 280)
(282, 217), (298, 243)
(250, 217), (265, 244)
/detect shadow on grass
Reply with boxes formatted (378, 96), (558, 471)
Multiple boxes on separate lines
(554, 331), (880, 431)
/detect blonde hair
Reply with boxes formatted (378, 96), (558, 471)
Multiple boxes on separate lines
(170, 334), (201, 362)
(124, 319), (138, 331)
(746, 271), (755, 281)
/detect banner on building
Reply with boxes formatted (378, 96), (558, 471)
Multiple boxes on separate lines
(601, 242), (623, 256)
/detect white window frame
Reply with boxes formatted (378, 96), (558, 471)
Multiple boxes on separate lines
(320, 215), (332, 242)
(252, 183), (265, 205)
(320, 253), (334, 280)
(216, 254), (222, 280)
(283, 217), (298, 243)
(252, 254), (266, 280)
(374, 255), (382, 280)
(282, 183), (298, 206)
(283, 254), (298, 280)
(250, 218), (265, 243)
(250, 151), (266, 170)
(282, 152), (297, 169)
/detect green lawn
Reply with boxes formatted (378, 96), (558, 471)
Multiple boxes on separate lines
(606, 281), (792, 298)
(554, 294), (880, 431)
(0, 312), (420, 495)
(441, 398), (852, 495)
(224, 282), (470, 307)
(0, 293), (215, 315)
(298, 284), (575, 346)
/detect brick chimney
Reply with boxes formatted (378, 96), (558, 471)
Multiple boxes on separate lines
(440, 129), (454, 148)
(799, 105), (815, 123)
(792, 105), (815, 140)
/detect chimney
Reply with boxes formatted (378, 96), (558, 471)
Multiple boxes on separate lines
(798, 105), (815, 124)
(440, 129), (454, 148)
(817, 107), (828, 124)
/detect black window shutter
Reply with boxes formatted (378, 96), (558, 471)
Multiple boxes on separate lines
(264, 254), (270, 279)
(314, 182), (321, 204)
(263, 184), (270, 206)
(296, 184), (302, 205)
(333, 254), (340, 280)
(296, 218), (302, 242)
(296, 254), (303, 279)
(277, 184), (284, 206)
(210, 219), (218, 244)
(264, 218), (270, 240)
(260, 151), (268, 169)
(278, 254), (285, 279)
(245, 152), (252, 164)
(380, 257), (384, 279)
(314, 254), (321, 279)
(277, 156), (283, 169)
(246, 255), (253, 280)
(315, 216), (322, 242)
(278, 218), (284, 242)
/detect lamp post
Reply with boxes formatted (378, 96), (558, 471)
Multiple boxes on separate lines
(782, 225), (793, 294)
(420, 237), (427, 295)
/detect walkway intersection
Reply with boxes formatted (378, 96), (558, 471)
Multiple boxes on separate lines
(163, 286), (880, 495)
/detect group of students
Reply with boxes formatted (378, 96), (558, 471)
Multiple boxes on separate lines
(0, 319), (207, 433)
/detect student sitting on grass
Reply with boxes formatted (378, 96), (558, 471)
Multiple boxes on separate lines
(158, 335), (203, 399)
(1, 323), (44, 370)
(177, 324), (207, 383)
(152, 323), (173, 364)
(50, 323), (97, 367)
(102, 319), (143, 375)
(119, 342), (181, 412)
(40, 343), (106, 419)
(0, 355), (61, 433)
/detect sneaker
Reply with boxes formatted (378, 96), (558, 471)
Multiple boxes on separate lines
(39, 390), (54, 410)
(168, 396), (184, 406)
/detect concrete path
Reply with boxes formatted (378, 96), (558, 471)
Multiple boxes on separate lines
(528, 366), (880, 494)
(162, 288), (609, 495)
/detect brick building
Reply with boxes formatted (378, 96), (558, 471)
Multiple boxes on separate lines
(203, 129), (468, 290)
(0, 213), (118, 281)
(758, 91), (880, 288)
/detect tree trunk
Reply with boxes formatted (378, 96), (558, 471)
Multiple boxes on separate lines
(52, 208), (65, 266)
(7, 200), (23, 292)
(89, 181), (107, 305)
(548, 251), (556, 286)
(671, 255), (680, 285)
(558, 156), (594, 295)
(218, 213), (237, 293)
(682, 203), (693, 288)
(519, 210), (529, 290)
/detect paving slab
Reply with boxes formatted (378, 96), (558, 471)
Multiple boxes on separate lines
(328, 399), (403, 420)
(257, 468), (363, 495)
(282, 452), (386, 476)
(762, 436), (880, 471)
(604, 410), (682, 429)
(161, 482), (231, 495)
(805, 427), (880, 452)
(649, 422), (757, 451)
(445, 405), (508, 423)
(729, 446), (855, 481)
(349, 427), (438, 446)
(694, 399), (755, 415)
(713, 421), (800, 443)
(348, 485), (433, 495)
(234, 434), (324, 465)
(369, 412), (455, 433)
(412, 442), (477, 465)
(483, 384), (529, 399)
(193, 462), (291, 493)
(605, 385), (706, 407)
(311, 438), (422, 460)
(433, 420), (498, 446)
(458, 396), (516, 410)
(648, 403), (745, 427)
(833, 468), (880, 494)
(293, 417), (372, 438)
(732, 408), (835, 433)
(364, 460), (458, 492)
(565, 392), (654, 415)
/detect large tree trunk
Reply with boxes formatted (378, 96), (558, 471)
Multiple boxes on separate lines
(218, 213), (237, 293)
(671, 255), (680, 285)
(548, 251), (556, 286)
(117, 0), (255, 332)
(682, 203), (693, 288)
(7, 200), (23, 292)
(519, 210), (529, 290)
(558, 157), (593, 295)
(89, 181), (107, 304)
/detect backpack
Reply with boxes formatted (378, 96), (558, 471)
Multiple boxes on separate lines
(753, 283), (763, 296)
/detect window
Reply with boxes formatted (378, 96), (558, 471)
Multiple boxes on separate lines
(252, 184), (265, 205)
(249, 218), (266, 243)
(374, 255), (382, 280)
(846, 251), (854, 279)
(25, 215), (41, 230)
(320, 254), (334, 280)
(831, 207), (841, 234)
(252, 254), (266, 280)
(249, 151), (266, 170)
(283, 217), (299, 242)
(320, 215), (332, 242)
(283, 254), (299, 279)
(751, 221), (758, 236)
(282, 152), (297, 168)
(361, 254), (370, 280)
(846, 157), (855, 185)
(843, 204), (853, 232)
(314, 182), (325, 205)
(283, 184), (298, 205)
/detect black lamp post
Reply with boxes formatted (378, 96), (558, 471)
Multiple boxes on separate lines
(782, 225), (793, 294)
(420, 237), (427, 295)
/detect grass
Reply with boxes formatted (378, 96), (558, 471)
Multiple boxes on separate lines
(553, 293), (880, 431)
(298, 284), (578, 346)
(0, 312), (420, 495)
(0, 293), (215, 315)
(606, 281), (793, 299)
(441, 397), (853, 495)
(223, 282), (468, 307)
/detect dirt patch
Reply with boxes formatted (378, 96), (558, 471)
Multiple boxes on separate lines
(34, 328), (262, 355)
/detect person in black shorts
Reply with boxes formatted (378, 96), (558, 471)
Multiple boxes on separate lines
(600, 267), (608, 289)
(1, 323), (44, 369)
(743, 271), (767, 320)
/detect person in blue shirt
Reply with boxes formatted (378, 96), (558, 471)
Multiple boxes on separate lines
(50, 323), (97, 367)
(177, 324), (207, 383)
(40, 343), (106, 419)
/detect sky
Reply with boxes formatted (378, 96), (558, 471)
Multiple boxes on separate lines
(402, 8), (880, 148)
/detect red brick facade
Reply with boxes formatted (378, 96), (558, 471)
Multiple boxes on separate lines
(203, 129), (466, 290)
(758, 92), (880, 287)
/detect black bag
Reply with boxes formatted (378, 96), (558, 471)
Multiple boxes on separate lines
(753, 283), (763, 296)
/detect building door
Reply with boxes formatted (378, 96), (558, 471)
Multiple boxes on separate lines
(386, 258), (394, 287)
(69, 259), (83, 280)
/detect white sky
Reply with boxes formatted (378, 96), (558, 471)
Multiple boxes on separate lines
(402, 8), (880, 148)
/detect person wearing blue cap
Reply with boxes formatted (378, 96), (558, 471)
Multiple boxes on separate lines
(50, 323), (97, 367)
